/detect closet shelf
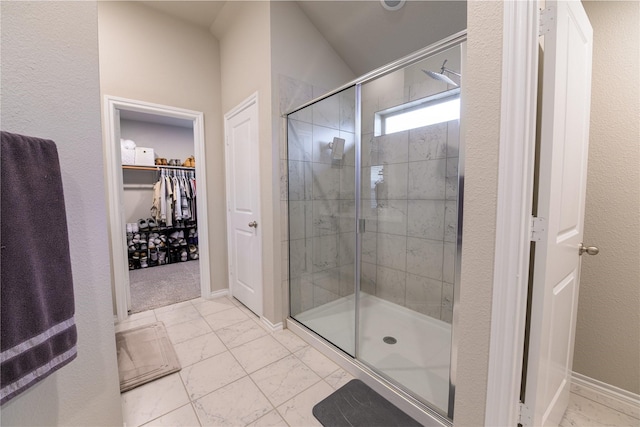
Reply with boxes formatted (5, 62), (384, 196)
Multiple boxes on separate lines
(122, 164), (195, 171)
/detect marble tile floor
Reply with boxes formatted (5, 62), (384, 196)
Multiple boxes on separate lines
(116, 296), (354, 427)
(560, 391), (640, 427)
(117, 296), (638, 426)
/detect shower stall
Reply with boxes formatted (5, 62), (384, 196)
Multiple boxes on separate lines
(286, 33), (465, 421)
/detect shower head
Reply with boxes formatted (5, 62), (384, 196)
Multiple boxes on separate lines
(423, 70), (459, 87)
(328, 137), (345, 161)
(422, 59), (461, 87)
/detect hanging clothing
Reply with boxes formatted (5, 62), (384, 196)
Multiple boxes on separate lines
(173, 176), (182, 221)
(150, 169), (196, 227)
(165, 175), (174, 227)
(151, 180), (161, 220)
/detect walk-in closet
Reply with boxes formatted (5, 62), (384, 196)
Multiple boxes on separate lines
(119, 109), (202, 313)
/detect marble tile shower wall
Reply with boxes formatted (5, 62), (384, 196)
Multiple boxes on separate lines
(361, 120), (459, 323)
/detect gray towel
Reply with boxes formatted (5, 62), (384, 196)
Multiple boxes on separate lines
(1, 131), (77, 405)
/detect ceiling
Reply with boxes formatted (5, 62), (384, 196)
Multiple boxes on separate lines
(141, 1), (466, 76)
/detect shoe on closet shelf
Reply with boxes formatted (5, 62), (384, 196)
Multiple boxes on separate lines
(183, 156), (195, 168)
(132, 251), (140, 260)
(138, 218), (149, 231)
(147, 218), (157, 230)
(189, 252), (199, 260)
(168, 231), (179, 247)
(126, 223), (133, 234)
(140, 258), (148, 268)
(132, 222), (139, 233)
(129, 260), (135, 270)
(180, 248), (188, 262)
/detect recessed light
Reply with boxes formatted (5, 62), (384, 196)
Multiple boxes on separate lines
(380, 0), (406, 11)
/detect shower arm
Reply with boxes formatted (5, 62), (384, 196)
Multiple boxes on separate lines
(441, 67), (461, 77)
(439, 59), (461, 77)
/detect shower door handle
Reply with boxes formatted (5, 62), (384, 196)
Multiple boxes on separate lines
(248, 221), (258, 229)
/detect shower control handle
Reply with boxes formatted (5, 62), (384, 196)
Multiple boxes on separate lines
(578, 243), (599, 256)
(248, 221), (258, 229)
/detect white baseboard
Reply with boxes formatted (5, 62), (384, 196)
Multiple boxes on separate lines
(260, 317), (283, 332)
(571, 371), (640, 419)
(207, 289), (229, 299)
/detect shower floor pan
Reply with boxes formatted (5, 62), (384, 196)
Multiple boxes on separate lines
(295, 292), (451, 413)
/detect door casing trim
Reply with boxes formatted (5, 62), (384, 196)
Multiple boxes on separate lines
(484, 1), (540, 425)
(103, 95), (211, 320)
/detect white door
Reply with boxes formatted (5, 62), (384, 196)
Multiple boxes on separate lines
(224, 94), (263, 316)
(523, 1), (593, 426)
(115, 108), (134, 315)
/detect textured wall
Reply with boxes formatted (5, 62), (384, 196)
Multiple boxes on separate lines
(0, 2), (123, 425)
(454, 1), (503, 425)
(574, 1), (640, 394)
(97, 1), (226, 293)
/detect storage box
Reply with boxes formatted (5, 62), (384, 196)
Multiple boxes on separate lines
(134, 147), (155, 166)
(121, 148), (136, 165)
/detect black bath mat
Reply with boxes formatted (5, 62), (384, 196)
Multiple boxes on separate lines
(312, 379), (422, 427)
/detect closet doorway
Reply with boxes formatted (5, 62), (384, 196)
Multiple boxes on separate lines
(104, 96), (211, 321)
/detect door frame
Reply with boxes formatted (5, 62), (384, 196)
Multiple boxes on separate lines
(484, 1), (541, 425)
(103, 95), (212, 321)
(223, 92), (263, 316)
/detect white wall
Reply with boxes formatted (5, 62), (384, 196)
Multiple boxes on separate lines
(97, 1), (226, 294)
(121, 119), (194, 164)
(270, 1), (355, 92)
(0, 2), (123, 425)
(575, 1), (640, 395)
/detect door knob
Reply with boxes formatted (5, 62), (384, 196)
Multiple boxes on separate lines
(248, 221), (258, 228)
(579, 243), (599, 256)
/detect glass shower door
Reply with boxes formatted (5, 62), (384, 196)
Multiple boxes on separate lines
(288, 86), (357, 356)
(356, 45), (462, 416)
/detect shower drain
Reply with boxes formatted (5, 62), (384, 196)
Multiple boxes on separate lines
(383, 336), (397, 345)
